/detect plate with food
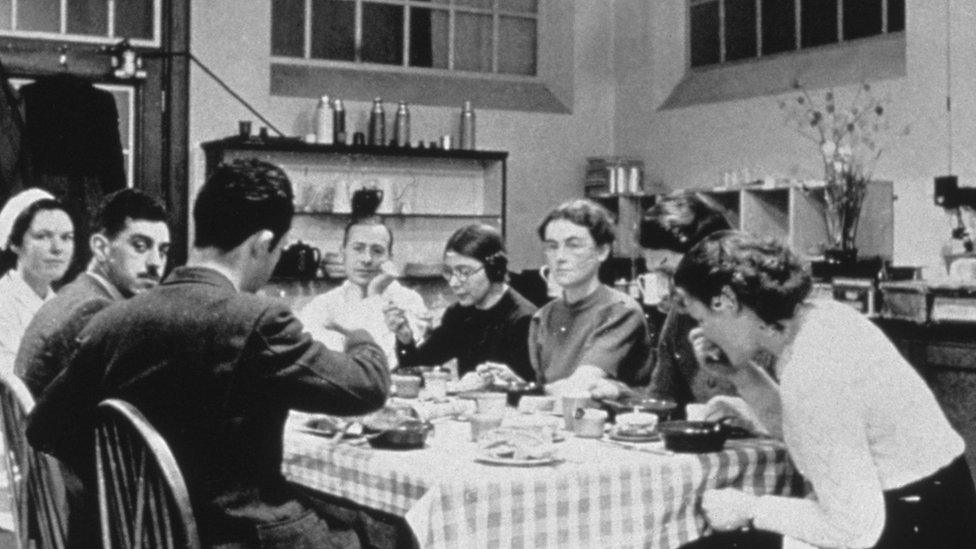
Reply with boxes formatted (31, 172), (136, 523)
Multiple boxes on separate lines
(299, 416), (364, 439)
(607, 426), (660, 443)
(475, 428), (559, 467)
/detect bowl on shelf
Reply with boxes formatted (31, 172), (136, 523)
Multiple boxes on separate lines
(657, 420), (728, 453)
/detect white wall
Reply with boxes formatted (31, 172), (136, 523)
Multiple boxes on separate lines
(188, 1), (615, 271)
(613, 1), (976, 276)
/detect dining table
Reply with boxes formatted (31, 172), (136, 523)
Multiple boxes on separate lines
(281, 404), (806, 549)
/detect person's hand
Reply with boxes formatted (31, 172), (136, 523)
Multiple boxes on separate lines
(453, 371), (491, 393)
(382, 301), (413, 344)
(703, 395), (766, 435)
(367, 260), (400, 297)
(689, 328), (739, 378)
(701, 489), (757, 531)
(475, 362), (524, 385)
(587, 378), (625, 400)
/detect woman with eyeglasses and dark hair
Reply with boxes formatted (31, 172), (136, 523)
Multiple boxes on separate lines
(389, 224), (538, 384)
(674, 231), (976, 549)
(0, 189), (75, 371)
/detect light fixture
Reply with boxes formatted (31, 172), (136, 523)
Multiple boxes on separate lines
(104, 39), (285, 137)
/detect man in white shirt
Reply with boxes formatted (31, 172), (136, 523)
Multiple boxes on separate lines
(299, 216), (427, 367)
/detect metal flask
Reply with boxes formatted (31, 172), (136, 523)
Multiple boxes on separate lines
(368, 98), (386, 146)
(393, 102), (410, 147)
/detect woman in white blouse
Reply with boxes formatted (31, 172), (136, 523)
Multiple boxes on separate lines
(672, 231), (976, 549)
(0, 189), (75, 372)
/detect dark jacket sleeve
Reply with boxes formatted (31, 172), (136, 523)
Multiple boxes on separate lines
(647, 308), (694, 407)
(395, 306), (461, 369)
(248, 304), (391, 416)
(503, 313), (536, 382)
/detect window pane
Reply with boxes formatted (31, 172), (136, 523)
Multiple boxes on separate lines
(115, 0), (154, 39)
(499, 0), (537, 13)
(311, 0), (355, 61)
(272, 0), (305, 57)
(801, 0), (837, 48)
(725, 0), (757, 62)
(456, 0), (492, 8)
(761, 0), (796, 55)
(843, 0), (882, 40)
(690, 1), (719, 67)
(362, 3), (403, 65)
(0, 0), (11, 29)
(67, 0), (108, 36)
(498, 15), (536, 75)
(454, 12), (492, 72)
(18, 0), (60, 32)
(888, 0), (904, 32)
(409, 7), (449, 69)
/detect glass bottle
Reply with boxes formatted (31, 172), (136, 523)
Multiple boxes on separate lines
(332, 98), (346, 145)
(459, 100), (475, 150)
(315, 95), (333, 145)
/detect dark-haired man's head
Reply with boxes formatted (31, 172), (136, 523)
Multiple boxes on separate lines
(342, 216), (394, 289)
(89, 189), (170, 297)
(192, 159), (294, 292)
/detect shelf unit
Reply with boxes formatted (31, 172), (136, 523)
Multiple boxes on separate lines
(200, 137), (508, 272)
(588, 181), (894, 261)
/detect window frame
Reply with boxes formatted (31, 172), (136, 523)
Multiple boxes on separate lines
(272, 0), (540, 78)
(0, 0), (161, 47)
(686, 0), (900, 71)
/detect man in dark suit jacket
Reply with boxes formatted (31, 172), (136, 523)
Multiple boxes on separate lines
(27, 159), (390, 548)
(16, 188), (170, 397)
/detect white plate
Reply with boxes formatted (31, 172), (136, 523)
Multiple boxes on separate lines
(475, 454), (561, 467)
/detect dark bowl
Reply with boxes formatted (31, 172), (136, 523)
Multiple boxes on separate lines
(391, 366), (434, 385)
(367, 419), (434, 450)
(361, 405), (421, 434)
(599, 396), (678, 423)
(657, 420), (728, 453)
(497, 381), (544, 407)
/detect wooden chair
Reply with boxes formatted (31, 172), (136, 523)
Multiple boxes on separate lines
(0, 373), (68, 549)
(93, 399), (200, 549)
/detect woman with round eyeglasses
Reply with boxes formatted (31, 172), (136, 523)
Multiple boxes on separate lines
(387, 224), (537, 384)
(0, 189), (75, 371)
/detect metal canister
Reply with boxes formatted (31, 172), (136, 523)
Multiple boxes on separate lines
(332, 98), (346, 145)
(459, 100), (475, 150)
(393, 102), (410, 147)
(368, 98), (385, 146)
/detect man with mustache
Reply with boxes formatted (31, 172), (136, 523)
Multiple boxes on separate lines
(16, 188), (170, 397)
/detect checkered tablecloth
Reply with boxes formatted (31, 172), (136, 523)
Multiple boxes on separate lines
(282, 413), (804, 549)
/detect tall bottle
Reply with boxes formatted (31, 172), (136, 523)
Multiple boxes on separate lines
(332, 98), (346, 145)
(315, 95), (334, 145)
(393, 101), (410, 147)
(459, 100), (476, 150)
(368, 98), (386, 146)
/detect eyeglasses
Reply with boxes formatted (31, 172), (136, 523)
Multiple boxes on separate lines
(441, 264), (485, 282)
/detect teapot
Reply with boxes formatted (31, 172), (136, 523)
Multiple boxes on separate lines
(274, 241), (321, 279)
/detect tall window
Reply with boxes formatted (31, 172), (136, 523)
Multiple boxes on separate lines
(689, 0), (905, 69)
(0, 0), (160, 46)
(272, 0), (539, 77)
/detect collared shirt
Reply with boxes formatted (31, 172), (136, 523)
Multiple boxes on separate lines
(0, 269), (53, 374)
(298, 280), (428, 368)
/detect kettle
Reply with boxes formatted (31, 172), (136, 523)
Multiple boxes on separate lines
(274, 241), (321, 279)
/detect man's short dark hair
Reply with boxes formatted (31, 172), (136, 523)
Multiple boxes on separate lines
(342, 216), (394, 253)
(536, 199), (616, 247)
(639, 192), (732, 253)
(94, 189), (168, 239)
(193, 159), (294, 251)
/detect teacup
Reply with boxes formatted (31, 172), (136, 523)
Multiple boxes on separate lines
(422, 370), (449, 400)
(392, 374), (422, 398)
(561, 392), (593, 431)
(470, 413), (504, 442)
(574, 408), (608, 438)
(636, 271), (673, 306)
(539, 266), (562, 298)
(473, 392), (507, 414)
